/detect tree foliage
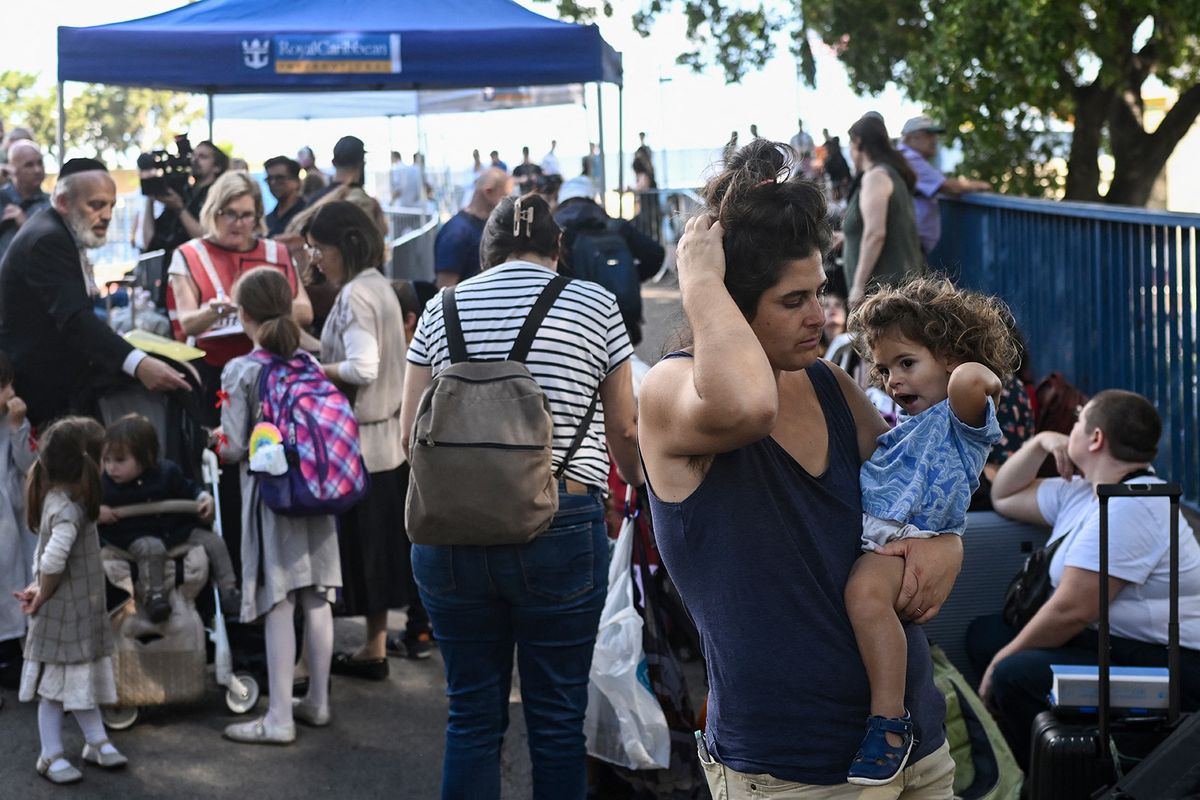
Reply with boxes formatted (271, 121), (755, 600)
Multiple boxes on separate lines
(579, 0), (1200, 204)
(0, 71), (57, 148)
(1, 72), (199, 166)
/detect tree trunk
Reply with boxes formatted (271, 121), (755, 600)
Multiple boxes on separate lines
(1063, 81), (1113, 202)
(1106, 83), (1200, 206)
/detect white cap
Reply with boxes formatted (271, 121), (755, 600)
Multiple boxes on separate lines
(557, 176), (597, 205)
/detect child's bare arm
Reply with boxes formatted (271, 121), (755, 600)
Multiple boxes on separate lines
(948, 362), (1001, 427)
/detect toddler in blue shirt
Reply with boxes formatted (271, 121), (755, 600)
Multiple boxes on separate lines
(843, 277), (1019, 786)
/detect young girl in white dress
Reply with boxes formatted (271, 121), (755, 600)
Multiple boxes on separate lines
(218, 267), (341, 744)
(16, 417), (128, 784)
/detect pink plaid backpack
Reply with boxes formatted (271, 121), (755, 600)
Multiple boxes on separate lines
(247, 350), (369, 516)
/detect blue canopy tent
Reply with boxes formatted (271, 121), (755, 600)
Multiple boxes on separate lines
(57, 0), (624, 190)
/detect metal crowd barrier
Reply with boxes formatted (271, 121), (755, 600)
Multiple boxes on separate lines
(382, 204), (434, 242)
(388, 216), (439, 283)
(931, 193), (1199, 508)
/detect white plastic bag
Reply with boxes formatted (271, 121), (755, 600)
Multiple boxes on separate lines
(583, 489), (671, 770)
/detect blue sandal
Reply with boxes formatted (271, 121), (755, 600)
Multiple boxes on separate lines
(847, 712), (915, 786)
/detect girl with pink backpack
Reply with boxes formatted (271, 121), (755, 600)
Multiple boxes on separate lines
(216, 267), (346, 744)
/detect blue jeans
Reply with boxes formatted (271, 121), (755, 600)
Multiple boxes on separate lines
(966, 613), (1200, 769)
(412, 489), (608, 800)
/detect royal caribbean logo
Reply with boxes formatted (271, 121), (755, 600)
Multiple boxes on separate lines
(241, 38), (271, 70)
(264, 33), (402, 74)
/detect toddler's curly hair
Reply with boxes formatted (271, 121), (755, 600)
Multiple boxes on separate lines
(847, 276), (1020, 388)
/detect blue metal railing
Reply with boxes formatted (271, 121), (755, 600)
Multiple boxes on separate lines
(931, 194), (1199, 508)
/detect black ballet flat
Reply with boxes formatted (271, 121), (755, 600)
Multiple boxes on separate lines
(330, 652), (389, 681)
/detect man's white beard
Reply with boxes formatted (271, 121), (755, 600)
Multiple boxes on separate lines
(66, 209), (107, 249)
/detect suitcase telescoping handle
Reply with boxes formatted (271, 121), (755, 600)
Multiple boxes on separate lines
(1096, 481), (1182, 762)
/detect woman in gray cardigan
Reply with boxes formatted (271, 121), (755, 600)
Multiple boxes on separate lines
(305, 201), (428, 678)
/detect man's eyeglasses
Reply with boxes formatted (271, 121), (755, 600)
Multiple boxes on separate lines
(265, 174), (295, 184)
(217, 209), (258, 224)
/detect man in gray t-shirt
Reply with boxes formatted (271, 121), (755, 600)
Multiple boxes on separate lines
(899, 116), (991, 254)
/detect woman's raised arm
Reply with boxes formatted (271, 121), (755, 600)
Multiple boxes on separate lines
(639, 214), (778, 461)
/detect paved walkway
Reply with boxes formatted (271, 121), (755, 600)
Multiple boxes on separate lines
(0, 613), (533, 798)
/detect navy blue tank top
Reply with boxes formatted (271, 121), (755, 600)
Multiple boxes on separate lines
(647, 357), (945, 784)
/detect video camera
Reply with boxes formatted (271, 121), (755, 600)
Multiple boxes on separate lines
(138, 134), (193, 197)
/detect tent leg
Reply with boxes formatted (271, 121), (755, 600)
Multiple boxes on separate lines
(57, 81), (66, 167)
(415, 98), (424, 162)
(617, 85), (624, 218)
(596, 84), (607, 202)
(207, 92), (215, 140)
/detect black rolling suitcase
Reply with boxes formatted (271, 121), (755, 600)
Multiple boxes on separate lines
(1027, 481), (1185, 800)
(1100, 710), (1200, 798)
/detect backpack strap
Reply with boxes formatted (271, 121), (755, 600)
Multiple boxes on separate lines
(554, 388), (600, 481)
(508, 276), (569, 364)
(243, 356), (274, 447)
(441, 288), (469, 364)
(443, 276), (569, 365)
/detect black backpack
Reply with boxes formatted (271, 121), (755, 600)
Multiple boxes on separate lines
(570, 221), (641, 331)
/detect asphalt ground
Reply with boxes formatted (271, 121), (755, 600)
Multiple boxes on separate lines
(0, 612), (536, 799)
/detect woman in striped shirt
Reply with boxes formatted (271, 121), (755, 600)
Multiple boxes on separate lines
(402, 193), (641, 800)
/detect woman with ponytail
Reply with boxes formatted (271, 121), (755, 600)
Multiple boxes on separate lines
(217, 267), (341, 745)
(301, 201), (429, 675)
(400, 192), (642, 799)
(842, 115), (924, 306)
(638, 139), (959, 796)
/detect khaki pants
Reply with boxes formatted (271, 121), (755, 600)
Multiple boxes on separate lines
(698, 737), (955, 800)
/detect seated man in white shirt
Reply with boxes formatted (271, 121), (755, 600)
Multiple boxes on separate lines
(967, 389), (1200, 768)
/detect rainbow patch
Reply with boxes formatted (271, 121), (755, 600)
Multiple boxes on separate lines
(249, 422), (283, 459)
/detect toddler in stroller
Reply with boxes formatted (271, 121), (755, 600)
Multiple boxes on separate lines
(98, 414), (240, 622)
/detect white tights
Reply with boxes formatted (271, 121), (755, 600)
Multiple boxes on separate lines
(38, 700), (118, 763)
(263, 587), (333, 728)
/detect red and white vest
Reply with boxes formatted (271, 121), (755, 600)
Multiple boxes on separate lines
(167, 237), (298, 366)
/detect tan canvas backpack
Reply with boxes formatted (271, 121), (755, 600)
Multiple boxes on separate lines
(406, 276), (599, 545)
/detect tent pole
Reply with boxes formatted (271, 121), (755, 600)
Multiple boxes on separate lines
(596, 84), (607, 202)
(415, 94), (424, 162)
(207, 92), (215, 140)
(57, 81), (66, 168)
(387, 115), (395, 164)
(617, 84), (624, 218)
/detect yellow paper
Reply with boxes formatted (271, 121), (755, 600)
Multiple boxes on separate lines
(123, 329), (207, 362)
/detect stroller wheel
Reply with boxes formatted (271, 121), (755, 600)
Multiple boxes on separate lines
(101, 705), (139, 730)
(225, 672), (260, 714)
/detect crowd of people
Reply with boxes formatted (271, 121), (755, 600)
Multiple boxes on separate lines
(0, 111), (1195, 800)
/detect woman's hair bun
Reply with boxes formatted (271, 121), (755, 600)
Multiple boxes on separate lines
(704, 139), (793, 226)
(697, 139), (831, 319)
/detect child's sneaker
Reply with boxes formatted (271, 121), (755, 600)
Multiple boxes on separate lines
(847, 711), (914, 786)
